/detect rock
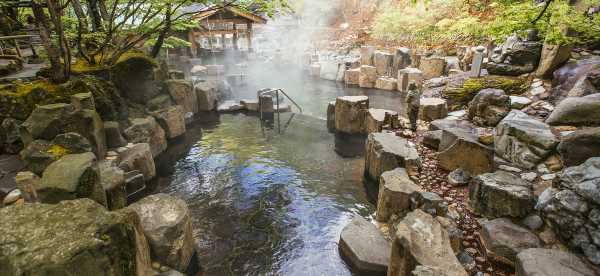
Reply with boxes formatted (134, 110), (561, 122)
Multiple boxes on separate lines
(0, 118), (23, 154)
(15, 171), (39, 202)
(118, 143), (156, 181)
(319, 61), (345, 81)
(339, 216), (390, 275)
(435, 119), (494, 175)
(374, 51), (394, 76)
(410, 191), (448, 218)
(364, 133), (421, 184)
(359, 65), (377, 88)
(419, 98), (448, 122)
(499, 164), (522, 173)
(558, 127), (600, 167)
(0, 199), (152, 275)
(397, 67), (424, 92)
(546, 94), (600, 126)
(99, 163), (127, 211)
(52, 132), (92, 153)
(495, 110), (558, 169)
(124, 117), (167, 157)
(3, 188), (21, 205)
(334, 96), (369, 134)
(422, 130), (442, 150)
(469, 171), (535, 218)
(327, 101), (336, 131)
(104, 121), (127, 148)
(240, 99), (259, 112)
(487, 33), (542, 76)
(535, 43), (573, 78)
(344, 68), (360, 85)
(375, 77), (397, 91)
(366, 108), (398, 133)
(419, 56), (446, 79)
(217, 100), (243, 112)
(389, 209), (468, 276)
(125, 170), (146, 195)
(194, 80), (219, 111)
(376, 168), (422, 222)
(111, 54), (159, 105)
(522, 214), (544, 231)
(152, 105), (186, 139)
(70, 92), (95, 111)
(166, 80), (197, 115)
(467, 88), (510, 127)
(510, 96), (533, 109)
(516, 248), (596, 276)
(360, 46), (375, 66)
(448, 168), (470, 187)
(392, 47), (412, 76)
(521, 172), (538, 182)
(480, 218), (541, 265)
(128, 194), (194, 272)
(38, 152), (107, 206)
(147, 94), (173, 111)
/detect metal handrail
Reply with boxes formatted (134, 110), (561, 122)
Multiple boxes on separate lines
(258, 88), (303, 134)
(258, 88), (303, 114)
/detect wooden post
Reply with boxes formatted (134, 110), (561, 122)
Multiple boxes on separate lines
(188, 31), (198, 57)
(221, 33), (226, 49)
(246, 22), (253, 52)
(13, 39), (22, 57)
(233, 24), (239, 50)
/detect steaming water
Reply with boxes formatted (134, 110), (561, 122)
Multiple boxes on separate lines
(146, 70), (406, 274)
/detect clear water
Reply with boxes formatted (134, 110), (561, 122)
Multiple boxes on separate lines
(148, 65), (405, 275)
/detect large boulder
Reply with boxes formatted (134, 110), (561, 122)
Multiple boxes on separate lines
(99, 163), (127, 211)
(469, 171), (535, 218)
(104, 121), (127, 149)
(480, 218), (541, 265)
(319, 61), (345, 81)
(166, 80), (197, 115)
(20, 103), (106, 158)
(374, 51), (394, 76)
(535, 43), (573, 78)
(344, 68), (360, 85)
(376, 168), (423, 222)
(467, 88), (510, 127)
(37, 152), (106, 206)
(128, 194), (194, 272)
(538, 157), (600, 265)
(495, 110), (558, 169)
(392, 47), (412, 76)
(118, 143), (156, 181)
(152, 105), (186, 139)
(111, 53), (159, 104)
(546, 94), (600, 126)
(364, 132), (421, 184)
(558, 127), (600, 167)
(124, 117), (167, 157)
(360, 46), (375, 66)
(194, 80), (219, 111)
(397, 67), (423, 92)
(516, 248), (596, 276)
(419, 98), (447, 122)
(433, 119), (494, 175)
(375, 77), (397, 91)
(419, 56), (446, 79)
(487, 33), (542, 76)
(0, 118), (23, 154)
(334, 96), (369, 134)
(551, 57), (600, 101)
(338, 216), (390, 275)
(359, 65), (377, 88)
(388, 209), (468, 276)
(0, 199), (152, 276)
(365, 108), (398, 133)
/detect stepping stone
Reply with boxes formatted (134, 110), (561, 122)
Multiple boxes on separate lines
(419, 97), (448, 122)
(339, 216), (390, 275)
(480, 218), (541, 265)
(364, 132), (421, 184)
(335, 96), (369, 134)
(376, 168), (422, 222)
(516, 248), (596, 276)
(366, 108), (398, 133)
(375, 77), (397, 91)
(469, 171), (535, 218)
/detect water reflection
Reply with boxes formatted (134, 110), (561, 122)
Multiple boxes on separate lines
(150, 113), (373, 275)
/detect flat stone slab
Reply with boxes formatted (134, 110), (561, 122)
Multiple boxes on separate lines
(366, 108), (398, 133)
(469, 171), (535, 218)
(480, 218), (541, 265)
(516, 248), (596, 276)
(365, 132), (421, 184)
(339, 216), (390, 275)
(217, 101), (244, 112)
(376, 168), (422, 222)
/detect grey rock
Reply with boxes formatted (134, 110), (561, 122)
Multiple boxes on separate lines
(364, 133), (421, 184)
(558, 127), (600, 167)
(124, 117), (167, 157)
(516, 248), (596, 276)
(410, 191), (448, 217)
(3, 188), (21, 205)
(104, 121), (127, 149)
(129, 194), (195, 272)
(522, 214), (544, 230)
(166, 80), (197, 115)
(448, 168), (470, 187)
(335, 96), (369, 134)
(366, 108), (398, 133)
(376, 168), (422, 222)
(521, 172), (538, 182)
(510, 96), (533, 109)
(327, 101), (335, 131)
(118, 143), (156, 181)
(546, 94), (600, 126)
(152, 105), (186, 139)
(99, 163), (127, 211)
(495, 110), (558, 169)
(480, 218), (541, 265)
(419, 98), (448, 122)
(52, 132), (92, 153)
(468, 88), (510, 127)
(0, 118), (23, 154)
(469, 171), (535, 218)
(422, 130), (442, 150)
(339, 216), (390, 275)
(0, 199), (152, 276)
(194, 80), (219, 111)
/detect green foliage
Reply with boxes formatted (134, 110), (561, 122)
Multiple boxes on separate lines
(372, 0), (600, 47)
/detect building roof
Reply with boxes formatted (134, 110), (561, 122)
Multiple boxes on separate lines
(191, 5), (267, 24)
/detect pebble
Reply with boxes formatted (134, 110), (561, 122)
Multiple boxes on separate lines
(540, 173), (556, 181)
(537, 164), (550, 174)
(521, 172), (537, 182)
(522, 214), (544, 231)
(530, 86), (546, 96)
(3, 189), (22, 205)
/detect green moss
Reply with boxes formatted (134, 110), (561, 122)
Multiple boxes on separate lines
(46, 144), (70, 158)
(444, 75), (527, 106)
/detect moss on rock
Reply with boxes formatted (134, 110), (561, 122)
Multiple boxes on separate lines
(443, 74), (527, 108)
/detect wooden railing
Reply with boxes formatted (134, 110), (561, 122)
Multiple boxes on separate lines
(0, 34), (39, 57)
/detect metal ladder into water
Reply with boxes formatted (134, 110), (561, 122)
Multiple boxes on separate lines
(258, 88), (303, 134)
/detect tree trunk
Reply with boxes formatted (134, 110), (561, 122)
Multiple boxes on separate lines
(31, 1), (67, 83)
(46, 0), (71, 82)
(87, 0), (104, 32)
(98, 0), (109, 21)
(71, 0), (89, 33)
(150, 5), (172, 58)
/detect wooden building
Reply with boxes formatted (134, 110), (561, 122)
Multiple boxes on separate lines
(188, 6), (267, 56)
